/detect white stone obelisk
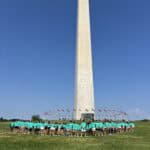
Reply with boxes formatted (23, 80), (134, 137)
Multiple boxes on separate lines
(74, 0), (95, 120)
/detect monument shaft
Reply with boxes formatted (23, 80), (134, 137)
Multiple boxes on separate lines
(74, 0), (95, 120)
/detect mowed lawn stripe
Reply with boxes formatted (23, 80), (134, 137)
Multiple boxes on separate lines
(0, 121), (149, 150)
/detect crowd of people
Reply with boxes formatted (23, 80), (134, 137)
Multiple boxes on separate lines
(10, 121), (135, 137)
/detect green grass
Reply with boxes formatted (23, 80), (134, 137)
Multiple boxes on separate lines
(0, 121), (150, 150)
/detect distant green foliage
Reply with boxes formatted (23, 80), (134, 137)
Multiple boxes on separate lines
(31, 115), (41, 122)
(0, 117), (9, 122)
(141, 119), (150, 122)
(0, 121), (150, 150)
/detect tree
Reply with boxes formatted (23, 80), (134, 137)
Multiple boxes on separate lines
(0, 117), (4, 121)
(31, 115), (41, 122)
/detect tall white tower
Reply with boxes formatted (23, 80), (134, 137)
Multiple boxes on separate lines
(74, 0), (95, 120)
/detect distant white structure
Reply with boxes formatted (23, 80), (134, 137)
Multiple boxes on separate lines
(74, 0), (95, 120)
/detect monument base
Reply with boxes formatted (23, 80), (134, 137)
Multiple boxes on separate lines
(81, 113), (95, 121)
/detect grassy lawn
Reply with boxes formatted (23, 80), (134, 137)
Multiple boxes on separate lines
(0, 121), (150, 150)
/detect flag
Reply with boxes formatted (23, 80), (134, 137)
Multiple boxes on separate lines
(92, 108), (95, 112)
(57, 109), (60, 112)
(98, 109), (101, 112)
(66, 109), (70, 112)
(44, 112), (49, 116)
(103, 109), (107, 112)
(124, 112), (127, 115)
(61, 109), (65, 112)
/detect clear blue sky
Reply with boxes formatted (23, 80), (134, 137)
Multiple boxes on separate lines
(0, 0), (150, 120)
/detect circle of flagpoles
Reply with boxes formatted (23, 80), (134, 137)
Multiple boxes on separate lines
(43, 107), (128, 121)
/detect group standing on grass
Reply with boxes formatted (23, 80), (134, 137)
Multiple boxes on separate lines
(10, 121), (135, 137)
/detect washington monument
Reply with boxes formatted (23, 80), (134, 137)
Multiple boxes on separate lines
(74, 0), (95, 120)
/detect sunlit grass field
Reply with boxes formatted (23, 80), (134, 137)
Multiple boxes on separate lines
(0, 121), (150, 150)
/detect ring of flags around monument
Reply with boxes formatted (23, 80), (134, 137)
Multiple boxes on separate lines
(43, 108), (128, 121)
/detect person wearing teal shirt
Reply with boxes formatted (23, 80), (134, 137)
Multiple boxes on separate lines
(81, 123), (87, 137)
(49, 124), (56, 136)
(129, 122), (135, 132)
(80, 122), (87, 129)
(98, 122), (103, 129)
(10, 122), (15, 132)
(10, 121), (136, 136)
